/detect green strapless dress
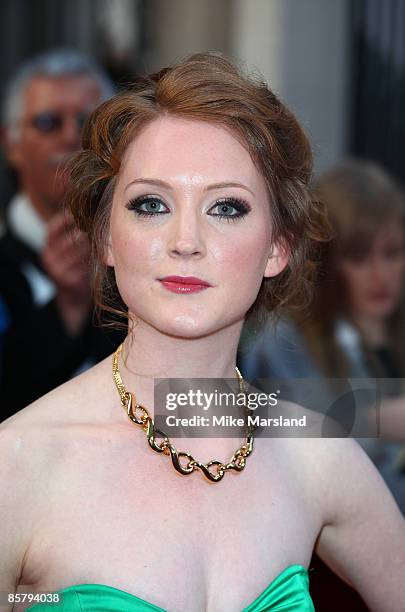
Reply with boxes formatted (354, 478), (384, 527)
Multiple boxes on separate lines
(26, 565), (314, 611)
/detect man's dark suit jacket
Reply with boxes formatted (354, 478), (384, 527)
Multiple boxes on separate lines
(0, 225), (126, 420)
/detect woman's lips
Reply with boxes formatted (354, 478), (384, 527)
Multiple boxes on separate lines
(158, 276), (212, 294)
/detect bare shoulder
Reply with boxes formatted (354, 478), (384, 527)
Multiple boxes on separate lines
(1, 354), (113, 431)
(0, 354), (115, 498)
(293, 435), (403, 523)
(266, 433), (405, 608)
(253, 403), (352, 525)
(0, 355), (117, 593)
(271, 432), (401, 516)
(306, 437), (405, 610)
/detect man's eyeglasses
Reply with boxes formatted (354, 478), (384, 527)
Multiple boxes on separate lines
(29, 111), (90, 134)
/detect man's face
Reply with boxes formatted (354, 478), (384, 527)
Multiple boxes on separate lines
(6, 75), (102, 219)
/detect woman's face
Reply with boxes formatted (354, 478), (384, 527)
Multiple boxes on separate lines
(337, 220), (405, 321)
(106, 116), (287, 338)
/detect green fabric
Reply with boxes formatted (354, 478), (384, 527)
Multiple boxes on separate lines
(27, 564), (314, 611)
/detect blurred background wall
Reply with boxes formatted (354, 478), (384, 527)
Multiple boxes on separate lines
(0, 0), (403, 182)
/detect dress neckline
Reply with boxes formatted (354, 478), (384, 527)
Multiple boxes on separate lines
(52, 564), (308, 611)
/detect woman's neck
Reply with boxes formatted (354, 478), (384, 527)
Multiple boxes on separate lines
(117, 318), (244, 407)
(111, 319), (251, 456)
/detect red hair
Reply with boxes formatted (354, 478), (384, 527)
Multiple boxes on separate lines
(66, 52), (328, 327)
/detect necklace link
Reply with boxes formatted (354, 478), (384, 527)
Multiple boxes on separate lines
(112, 343), (255, 483)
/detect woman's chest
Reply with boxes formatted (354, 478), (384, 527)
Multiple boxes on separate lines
(22, 438), (321, 611)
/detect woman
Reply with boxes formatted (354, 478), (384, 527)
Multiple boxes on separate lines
(306, 160), (405, 506)
(305, 159), (405, 381)
(0, 54), (404, 612)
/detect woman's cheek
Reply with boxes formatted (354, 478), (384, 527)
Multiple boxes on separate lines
(148, 236), (166, 261)
(210, 232), (269, 275)
(118, 234), (165, 273)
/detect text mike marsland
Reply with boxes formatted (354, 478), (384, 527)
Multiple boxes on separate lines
(165, 414), (307, 428)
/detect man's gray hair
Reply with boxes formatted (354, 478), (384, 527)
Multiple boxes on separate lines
(3, 47), (115, 140)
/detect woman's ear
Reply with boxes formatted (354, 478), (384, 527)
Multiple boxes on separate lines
(264, 239), (290, 278)
(104, 233), (115, 267)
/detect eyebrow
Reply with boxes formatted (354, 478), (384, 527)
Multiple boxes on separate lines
(124, 178), (254, 196)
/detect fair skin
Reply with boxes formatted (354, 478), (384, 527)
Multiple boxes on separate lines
(0, 117), (404, 612)
(5, 75), (103, 336)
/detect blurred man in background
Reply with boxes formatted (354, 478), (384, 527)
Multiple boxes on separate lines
(0, 48), (124, 418)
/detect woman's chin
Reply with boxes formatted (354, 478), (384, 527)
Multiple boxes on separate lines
(129, 306), (244, 339)
(146, 311), (237, 339)
(159, 315), (216, 339)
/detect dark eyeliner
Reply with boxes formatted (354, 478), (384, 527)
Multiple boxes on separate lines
(208, 197), (251, 221)
(125, 195), (169, 217)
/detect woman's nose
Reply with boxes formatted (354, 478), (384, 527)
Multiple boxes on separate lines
(167, 210), (206, 258)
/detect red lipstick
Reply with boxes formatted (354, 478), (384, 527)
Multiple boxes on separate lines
(158, 276), (212, 294)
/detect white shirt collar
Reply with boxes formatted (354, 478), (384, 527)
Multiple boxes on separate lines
(7, 192), (47, 253)
(335, 318), (361, 350)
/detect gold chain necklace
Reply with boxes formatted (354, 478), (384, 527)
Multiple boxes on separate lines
(112, 343), (255, 483)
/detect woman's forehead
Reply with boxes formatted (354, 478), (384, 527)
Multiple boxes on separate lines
(117, 116), (265, 191)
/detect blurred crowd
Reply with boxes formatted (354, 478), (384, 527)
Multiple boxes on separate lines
(0, 47), (404, 612)
(0, 48), (125, 420)
(239, 157), (405, 511)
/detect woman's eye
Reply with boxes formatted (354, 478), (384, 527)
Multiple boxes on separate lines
(126, 196), (169, 216)
(207, 198), (250, 221)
